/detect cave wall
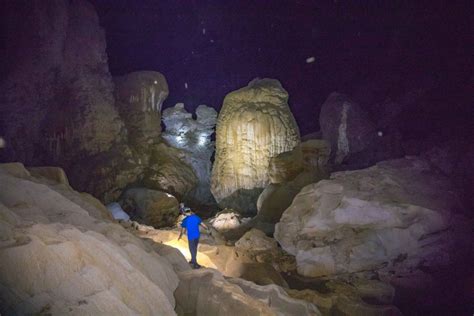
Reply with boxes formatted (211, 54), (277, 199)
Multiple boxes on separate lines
(0, 0), (123, 166)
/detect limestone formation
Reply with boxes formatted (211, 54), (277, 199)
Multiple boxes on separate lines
(286, 279), (401, 315)
(0, 0), (123, 165)
(211, 79), (300, 214)
(275, 157), (464, 278)
(209, 210), (244, 232)
(0, 163), (179, 315)
(114, 71), (168, 145)
(162, 103), (217, 207)
(144, 143), (199, 199)
(175, 269), (320, 316)
(121, 188), (179, 228)
(319, 92), (376, 165)
(257, 139), (330, 224)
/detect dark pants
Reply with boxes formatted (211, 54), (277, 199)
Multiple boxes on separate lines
(188, 238), (199, 264)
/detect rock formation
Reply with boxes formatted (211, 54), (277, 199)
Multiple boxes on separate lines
(0, 163), (179, 315)
(0, 0), (123, 165)
(319, 92), (405, 169)
(114, 71), (168, 145)
(275, 157), (467, 280)
(175, 269), (320, 316)
(211, 79), (300, 214)
(143, 143), (198, 199)
(319, 92), (376, 165)
(121, 188), (179, 228)
(162, 103), (217, 208)
(0, 162), (324, 315)
(257, 139), (331, 225)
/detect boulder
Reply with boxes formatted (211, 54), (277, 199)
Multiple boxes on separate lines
(68, 144), (144, 203)
(114, 71), (168, 145)
(175, 269), (320, 316)
(0, 163), (179, 315)
(286, 279), (401, 316)
(256, 139), (330, 224)
(275, 157), (463, 278)
(28, 166), (70, 187)
(143, 143), (198, 199)
(106, 202), (130, 221)
(162, 103), (217, 208)
(209, 210), (244, 232)
(319, 92), (376, 165)
(211, 78), (300, 215)
(121, 188), (179, 228)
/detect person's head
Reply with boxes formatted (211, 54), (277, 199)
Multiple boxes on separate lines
(184, 207), (193, 216)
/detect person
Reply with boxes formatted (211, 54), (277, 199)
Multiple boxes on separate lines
(178, 208), (208, 269)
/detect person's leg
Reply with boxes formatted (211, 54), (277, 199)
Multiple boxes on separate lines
(189, 238), (198, 264)
(192, 238), (200, 268)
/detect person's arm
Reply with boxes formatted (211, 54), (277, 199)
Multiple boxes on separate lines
(200, 222), (210, 234)
(178, 227), (186, 240)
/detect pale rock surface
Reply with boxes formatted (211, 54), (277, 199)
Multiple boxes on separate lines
(114, 71), (169, 145)
(162, 103), (217, 207)
(211, 78), (300, 214)
(275, 157), (461, 278)
(121, 188), (179, 228)
(209, 210), (243, 232)
(227, 278), (321, 316)
(0, 163), (179, 315)
(106, 202), (130, 221)
(175, 269), (320, 316)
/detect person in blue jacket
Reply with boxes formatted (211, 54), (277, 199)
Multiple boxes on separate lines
(178, 208), (208, 269)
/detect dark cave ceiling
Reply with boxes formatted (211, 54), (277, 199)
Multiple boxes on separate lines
(69, 1), (474, 134)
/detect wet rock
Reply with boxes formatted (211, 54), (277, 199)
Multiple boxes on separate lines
(211, 78), (300, 215)
(121, 188), (179, 228)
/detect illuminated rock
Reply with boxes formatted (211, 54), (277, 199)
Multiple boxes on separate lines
(0, 163), (179, 315)
(114, 71), (169, 145)
(275, 157), (464, 278)
(209, 211), (243, 232)
(175, 269), (320, 315)
(211, 79), (300, 214)
(121, 188), (179, 228)
(162, 103), (217, 207)
(319, 92), (376, 165)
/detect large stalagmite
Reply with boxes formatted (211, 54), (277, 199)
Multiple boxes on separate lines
(211, 79), (300, 214)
